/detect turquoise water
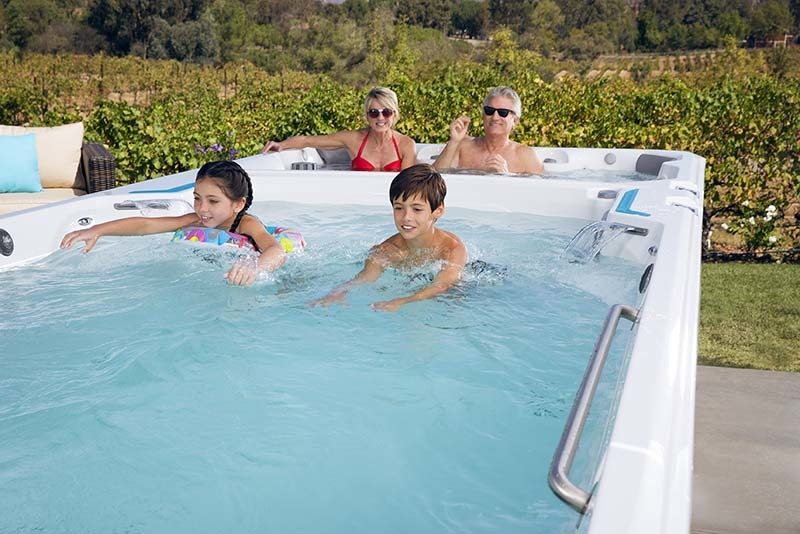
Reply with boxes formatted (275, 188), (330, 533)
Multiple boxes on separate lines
(324, 164), (656, 181)
(0, 202), (640, 533)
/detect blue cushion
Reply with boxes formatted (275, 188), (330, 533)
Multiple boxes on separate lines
(0, 134), (42, 193)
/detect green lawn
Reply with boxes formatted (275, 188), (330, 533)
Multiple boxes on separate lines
(700, 263), (800, 372)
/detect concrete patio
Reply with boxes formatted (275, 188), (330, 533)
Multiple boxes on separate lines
(691, 365), (800, 534)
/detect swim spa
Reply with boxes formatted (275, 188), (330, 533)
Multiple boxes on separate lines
(0, 145), (704, 533)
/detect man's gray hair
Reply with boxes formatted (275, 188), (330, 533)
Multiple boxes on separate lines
(483, 86), (522, 117)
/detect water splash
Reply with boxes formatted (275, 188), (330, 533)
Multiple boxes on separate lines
(563, 221), (631, 264)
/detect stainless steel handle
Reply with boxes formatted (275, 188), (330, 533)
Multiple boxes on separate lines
(548, 303), (639, 514)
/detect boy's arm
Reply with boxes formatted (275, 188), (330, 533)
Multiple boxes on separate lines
(60, 213), (199, 253)
(311, 247), (388, 307)
(372, 241), (468, 311)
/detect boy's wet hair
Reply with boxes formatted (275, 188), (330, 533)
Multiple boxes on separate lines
(196, 160), (253, 233)
(389, 164), (446, 211)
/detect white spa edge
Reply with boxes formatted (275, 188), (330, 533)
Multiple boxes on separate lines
(0, 144), (704, 534)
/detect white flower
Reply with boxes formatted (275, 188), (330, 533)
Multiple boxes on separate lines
(764, 214), (773, 222)
(766, 205), (777, 213)
(721, 223), (729, 230)
(769, 236), (777, 243)
(742, 200), (750, 207)
(748, 216), (756, 225)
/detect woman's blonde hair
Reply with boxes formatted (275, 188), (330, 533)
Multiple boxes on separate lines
(364, 87), (400, 120)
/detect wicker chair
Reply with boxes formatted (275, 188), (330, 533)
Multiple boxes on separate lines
(80, 142), (117, 193)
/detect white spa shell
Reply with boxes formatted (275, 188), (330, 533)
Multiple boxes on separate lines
(0, 145), (705, 534)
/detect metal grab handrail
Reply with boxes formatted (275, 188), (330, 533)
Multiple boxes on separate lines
(548, 303), (639, 514)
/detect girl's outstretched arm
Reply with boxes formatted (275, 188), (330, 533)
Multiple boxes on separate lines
(60, 213), (200, 253)
(224, 217), (286, 286)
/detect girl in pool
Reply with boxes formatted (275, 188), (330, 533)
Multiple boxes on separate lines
(60, 160), (285, 286)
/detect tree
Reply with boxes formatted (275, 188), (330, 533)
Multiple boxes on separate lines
(87, 0), (211, 56)
(750, 0), (794, 40)
(5, 0), (59, 49)
(487, 0), (536, 33)
(451, 0), (486, 38)
(396, 0), (452, 31)
(0, 4), (10, 50)
(209, 0), (255, 62)
(791, 0), (800, 32)
(636, 0), (752, 51)
(521, 0), (564, 55)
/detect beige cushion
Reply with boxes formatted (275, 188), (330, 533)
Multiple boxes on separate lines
(0, 122), (85, 190)
(0, 188), (85, 215)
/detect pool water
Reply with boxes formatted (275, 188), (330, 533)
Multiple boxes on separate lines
(0, 202), (641, 533)
(321, 164), (657, 182)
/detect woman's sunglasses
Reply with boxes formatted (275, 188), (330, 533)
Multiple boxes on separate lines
(483, 106), (514, 118)
(367, 108), (394, 118)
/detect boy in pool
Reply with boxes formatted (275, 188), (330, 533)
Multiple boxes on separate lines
(60, 160), (285, 286)
(313, 164), (467, 311)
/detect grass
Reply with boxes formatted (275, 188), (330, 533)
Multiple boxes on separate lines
(700, 262), (800, 372)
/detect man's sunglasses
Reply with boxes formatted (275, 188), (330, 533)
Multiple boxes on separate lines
(367, 108), (394, 118)
(483, 106), (514, 118)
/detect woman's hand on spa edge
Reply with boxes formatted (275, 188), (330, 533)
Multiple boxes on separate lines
(60, 229), (100, 253)
(261, 140), (282, 153)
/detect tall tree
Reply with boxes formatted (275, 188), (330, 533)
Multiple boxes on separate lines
(5, 0), (59, 48)
(487, 0), (536, 33)
(521, 0), (564, 54)
(451, 0), (486, 38)
(396, 0), (452, 31)
(87, 0), (210, 55)
(750, 0), (794, 39)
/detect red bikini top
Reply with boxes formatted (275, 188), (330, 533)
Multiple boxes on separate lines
(351, 132), (403, 172)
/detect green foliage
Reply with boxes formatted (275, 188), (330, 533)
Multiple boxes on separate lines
(5, 0), (59, 49)
(750, 0), (795, 39)
(2, 50), (799, 252)
(450, 0), (486, 39)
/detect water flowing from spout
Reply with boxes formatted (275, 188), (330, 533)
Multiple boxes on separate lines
(563, 221), (631, 264)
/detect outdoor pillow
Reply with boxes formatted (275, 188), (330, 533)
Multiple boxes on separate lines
(0, 122), (84, 189)
(0, 134), (42, 193)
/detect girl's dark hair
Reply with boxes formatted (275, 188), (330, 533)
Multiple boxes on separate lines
(389, 163), (446, 211)
(196, 160), (253, 233)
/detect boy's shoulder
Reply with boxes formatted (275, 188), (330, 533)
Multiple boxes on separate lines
(436, 228), (467, 258)
(374, 233), (408, 257)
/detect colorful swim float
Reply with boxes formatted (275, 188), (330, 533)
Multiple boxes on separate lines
(171, 226), (305, 253)
(265, 226), (306, 253)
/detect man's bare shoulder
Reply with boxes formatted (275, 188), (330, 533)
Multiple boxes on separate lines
(504, 141), (541, 174)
